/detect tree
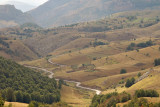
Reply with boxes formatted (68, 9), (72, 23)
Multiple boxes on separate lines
(16, 91), (23, 102)
(0, 94), (4, 107)
(23, 93), (31, 103)
(120, 69), (127, 74)
(6, 88), (16, 102)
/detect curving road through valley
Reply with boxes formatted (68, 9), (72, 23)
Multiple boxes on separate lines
(25, 58), (101, 95)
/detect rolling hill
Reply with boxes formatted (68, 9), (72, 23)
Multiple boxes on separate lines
(22, 10), (160, 57)
(17, 9), (160, 106)
(28, 0), (160, 27)
(0, 27), (39, 61)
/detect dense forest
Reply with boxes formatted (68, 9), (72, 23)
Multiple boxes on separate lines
(0, 56), (61, 104)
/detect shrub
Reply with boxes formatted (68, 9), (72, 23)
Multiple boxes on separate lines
(135, 89), (159, 98)
(125, 77), (135, 88)
(154, 58), (160, 66)
(137, 72), (142, 77)
(120, 69), (127, 74)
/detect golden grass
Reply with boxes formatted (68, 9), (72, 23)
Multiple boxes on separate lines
(82, 69), (146, 90)
(126, 66), (160, 95)
(4, 101), (28, 107)
(60, 85), (94, 107)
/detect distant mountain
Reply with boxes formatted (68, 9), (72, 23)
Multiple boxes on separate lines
(0, 5), (34, 28)
(1, 1), (36, 12)
(28, 0), (160, 27)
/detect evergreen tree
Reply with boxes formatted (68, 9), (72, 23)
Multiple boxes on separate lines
(16, 91), (23, 102)
(6, 88), (16, 102)
(23, 93), (31, 103)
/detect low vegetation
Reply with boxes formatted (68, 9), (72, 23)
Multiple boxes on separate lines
(90, 92), (131, 107)
(125, 77), (135, 88)
(154, 58), (160, 66)
(123, 97), (160, 107)
(90, 89), (159, 107)
(120, 69), (127, 74)
(126, 40), (153, 51)
(92, 40), (108, 47)
(135, 89), (159, 98)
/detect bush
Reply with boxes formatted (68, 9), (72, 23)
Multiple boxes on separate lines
(93, 57), (97, 60)
(154, 58), (160, 66)
(93, 41), (106, 47)
(126, 43), (136, 51)
(137, 72), (142, 77)
(135, 89), (159, 98)
(137, 40), (153, 48)
(120, 69), (127, 74)
(125, 77), (135, 88)
(90, 92), (131, 107)
(123, 98), (149, 107)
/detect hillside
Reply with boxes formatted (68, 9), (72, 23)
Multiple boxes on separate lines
(29, 0), (160, 27)
(0, 56), (60, 104)
(21, 10), (160, 106)
(0, 10), (159, 59)
(22, 10), (160, 56)
(0, 37), (38, 61)
(0, 5), (34, 28)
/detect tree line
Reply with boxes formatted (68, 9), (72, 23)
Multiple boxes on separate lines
(90, 89), (159, 107)
(126, 40), (153, 51)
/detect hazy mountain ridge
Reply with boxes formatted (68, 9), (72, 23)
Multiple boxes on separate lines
(29, 0), (160, 27)
(0, 5), (34, 28)
(0, 1), (36, 12)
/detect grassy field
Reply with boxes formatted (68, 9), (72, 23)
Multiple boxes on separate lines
(4, 102), (28, 107)
(60, 85), (95, 107)
(126, 66), (160, 94)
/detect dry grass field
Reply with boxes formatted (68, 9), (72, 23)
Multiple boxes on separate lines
(60, 85), (95, 107)
(4, 102), (28, 107)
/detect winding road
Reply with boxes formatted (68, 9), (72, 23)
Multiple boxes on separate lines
(25, 58), (101, 95)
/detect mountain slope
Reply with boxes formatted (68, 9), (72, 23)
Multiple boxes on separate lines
(23, 10), (160, 56)
(0, 56), (60, 104)
(0, 5), (34, 28)
(29, 0), (160, 27)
